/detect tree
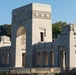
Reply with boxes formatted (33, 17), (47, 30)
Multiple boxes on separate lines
(52, 21), (67, 38)
(0, 24), (11, 38)
(0, 21), (67, 40)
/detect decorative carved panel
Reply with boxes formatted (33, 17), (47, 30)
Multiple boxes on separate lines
(12, 10), (51, 23)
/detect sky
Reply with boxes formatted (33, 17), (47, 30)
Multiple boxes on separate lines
(0, 0), (76, 25)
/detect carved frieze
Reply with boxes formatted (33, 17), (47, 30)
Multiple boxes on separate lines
(12, 10), (51, 23)
(32, 10), (51, 19)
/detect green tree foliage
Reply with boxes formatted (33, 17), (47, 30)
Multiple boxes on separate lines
(0, 21), (67, 40)
(52, 21), (67, 38)
(0, 24), (11, 38)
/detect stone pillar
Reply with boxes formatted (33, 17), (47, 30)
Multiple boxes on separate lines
(6, 53), (9, 64)
(36, 52), (38, 67)
(63, 52), (66, 69)
(59, 51), (66, 68)
(48, 52), (51, 67)
(52, 52), (54, 67)
(48, 51), (54, 67)
(45, 52), (48, 66)
(41, 52), (44, 67)
(60, 51), (63, 67)
(36, 52), (42, 67)
(43, 52), (48, 67)
(54, 49), (59, 67)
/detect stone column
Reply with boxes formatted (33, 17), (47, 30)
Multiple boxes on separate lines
(41, 52), (44, 67)
(44, 52), (48, 67)
(36, 52), (42, 67)
(60, 51), (62, 67)
(48, 52), (51, 67)
(52, 52), (54, 66)
(45, 52), (48, 66)
(36, 52), (38, 67)
(63, 52), (66, 69)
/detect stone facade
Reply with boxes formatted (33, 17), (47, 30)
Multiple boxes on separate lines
(11, 3), (52, 68)
(0, 35), (11, 67)
(0, 35), (11, 47)
(0, 3), (76, 71)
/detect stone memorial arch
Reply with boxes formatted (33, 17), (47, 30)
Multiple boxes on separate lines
(10, 3), (52, 68)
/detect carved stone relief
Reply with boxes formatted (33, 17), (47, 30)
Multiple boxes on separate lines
(12, 10), (51, 23)
(32, 10), (51, 19)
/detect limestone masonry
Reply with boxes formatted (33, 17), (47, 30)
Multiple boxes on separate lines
(0, 3), (76, 73)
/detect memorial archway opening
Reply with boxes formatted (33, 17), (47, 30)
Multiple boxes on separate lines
(15, 26), (26, 67)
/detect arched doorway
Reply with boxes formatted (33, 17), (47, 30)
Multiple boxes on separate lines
(15, 26), (26, 67)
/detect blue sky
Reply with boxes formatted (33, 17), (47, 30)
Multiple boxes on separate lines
(0, 0), (76, 25)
